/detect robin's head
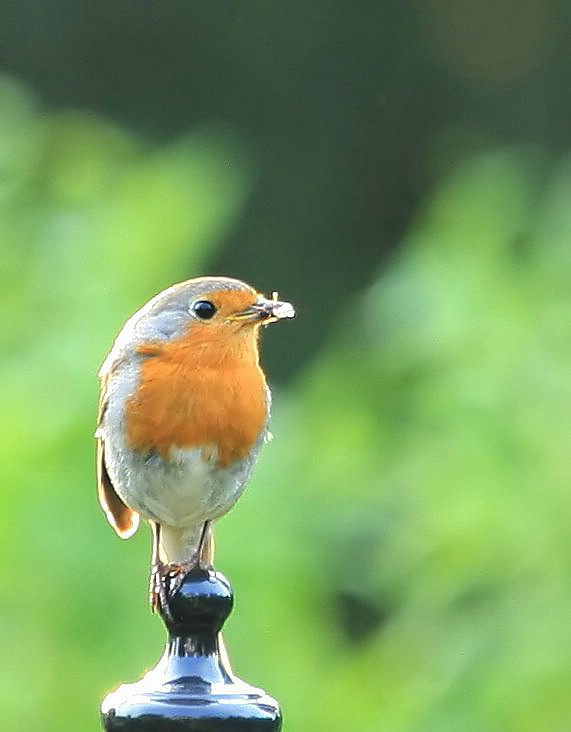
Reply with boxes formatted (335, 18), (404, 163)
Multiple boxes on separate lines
(112, 277), (295, 364)
(185, 277), (295, 331)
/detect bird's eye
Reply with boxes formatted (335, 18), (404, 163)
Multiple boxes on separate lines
(191, 300), (217, 320)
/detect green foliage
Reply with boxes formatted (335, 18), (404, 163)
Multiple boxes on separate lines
(219, 148), (571, 731)
(1, 73), (571, 731)
(0, 76), (252, 731)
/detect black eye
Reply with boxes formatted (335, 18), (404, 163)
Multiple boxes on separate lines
(192, 300), (217, 320)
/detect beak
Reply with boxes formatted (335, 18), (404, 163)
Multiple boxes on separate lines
(230, 293), (295, 325)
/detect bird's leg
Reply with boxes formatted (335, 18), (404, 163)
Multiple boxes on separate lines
(197, 520), (214, 568)
(149, 522), (172, 620)
(165, 521), (214, 597)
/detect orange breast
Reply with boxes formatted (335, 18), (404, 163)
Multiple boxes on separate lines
(125, 325), (268, 467)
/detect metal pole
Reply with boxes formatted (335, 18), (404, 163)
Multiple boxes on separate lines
(101, 568), (282, 731)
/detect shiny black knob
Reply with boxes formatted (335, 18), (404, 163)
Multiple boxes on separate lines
(101, 568), (282, 731)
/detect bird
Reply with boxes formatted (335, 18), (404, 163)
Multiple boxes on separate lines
(95, 276), (295, 614)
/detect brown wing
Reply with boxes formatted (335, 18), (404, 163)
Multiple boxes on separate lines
(96, 373), (140, 539)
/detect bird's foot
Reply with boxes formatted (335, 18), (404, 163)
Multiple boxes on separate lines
(164, 552), (212, 596)
(163, 561), (192, 600)
(150, 555), (213, 619)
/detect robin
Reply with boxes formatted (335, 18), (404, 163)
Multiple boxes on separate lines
(95, 276), (295, 614)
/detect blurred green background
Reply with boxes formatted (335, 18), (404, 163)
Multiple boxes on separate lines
(1, 2), (571, 730)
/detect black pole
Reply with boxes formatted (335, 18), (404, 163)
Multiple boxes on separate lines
(101, 568), (282, 731)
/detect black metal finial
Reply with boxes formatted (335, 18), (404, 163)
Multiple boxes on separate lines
(101, 568), (282, 731)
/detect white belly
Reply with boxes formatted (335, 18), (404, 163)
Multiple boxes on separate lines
(107, 442), (260, 528)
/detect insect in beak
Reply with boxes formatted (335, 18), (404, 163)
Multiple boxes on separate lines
(230, 292), (295, 324)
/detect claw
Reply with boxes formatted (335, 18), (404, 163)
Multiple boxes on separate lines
(149, 561), (173, 621)
(165, 559), (198, 594)
(149, 559), (201, 621)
